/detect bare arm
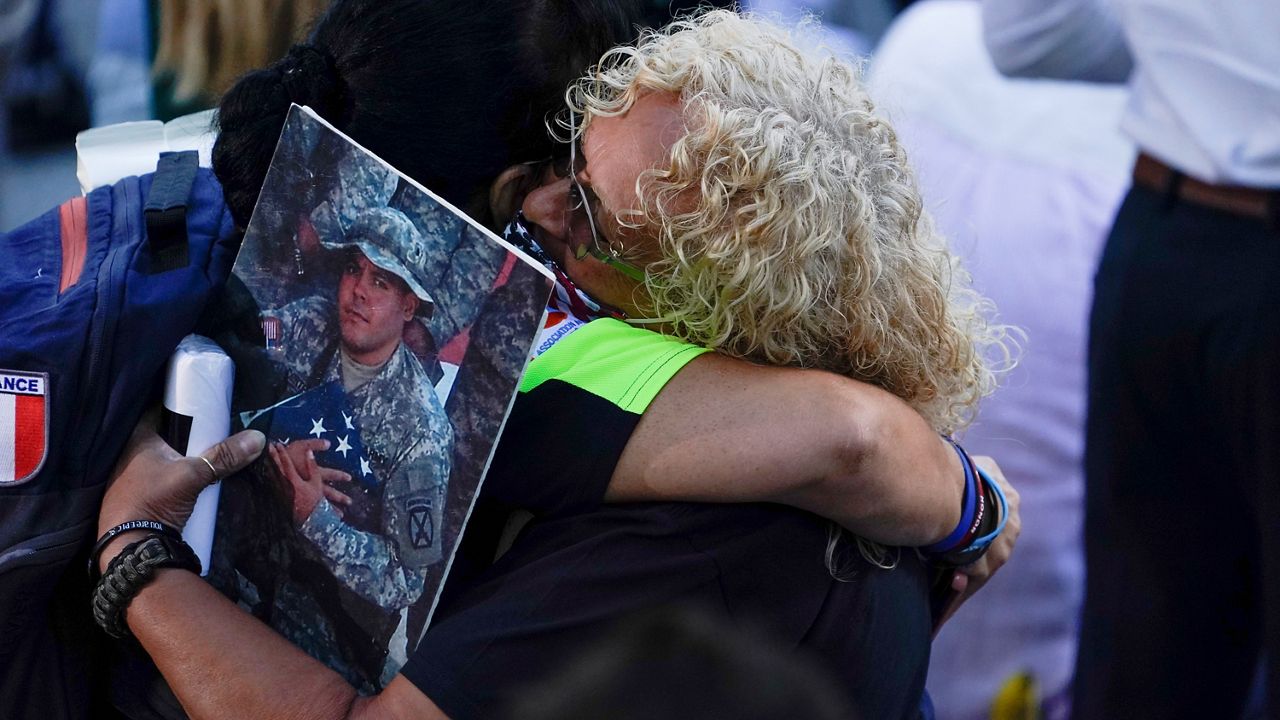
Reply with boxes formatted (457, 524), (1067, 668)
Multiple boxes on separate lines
(122, 571), (447, 720)
(607, 353), (963, 546)
(97, 420), (447, 720)
(982, 0), (1132, 82)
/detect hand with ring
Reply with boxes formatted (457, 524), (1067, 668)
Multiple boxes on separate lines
(96, 409), (267, 575)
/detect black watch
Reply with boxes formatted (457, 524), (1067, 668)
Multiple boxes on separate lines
(91, 533), (202, 639)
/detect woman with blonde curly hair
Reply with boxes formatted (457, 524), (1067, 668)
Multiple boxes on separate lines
(95, 10), (1018, 720)
(557, 9), (1008, 434)
(437, 11), (1015, 716)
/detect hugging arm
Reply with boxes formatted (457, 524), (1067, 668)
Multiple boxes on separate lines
(607, 353), (966, 547)
(97, 421), (448, 720)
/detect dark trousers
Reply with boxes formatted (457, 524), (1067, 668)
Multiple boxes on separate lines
(1074, 184), (1280, 718)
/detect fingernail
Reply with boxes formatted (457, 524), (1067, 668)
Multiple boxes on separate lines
(321, 440), (330, 450)
(307, 450), (315, 461)
(242, 430), (266, 455)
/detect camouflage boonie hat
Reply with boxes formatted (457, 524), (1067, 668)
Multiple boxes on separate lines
(321, 206), (435, 313)
(333, 152), (399, 231)
(308, 153), (399, 254)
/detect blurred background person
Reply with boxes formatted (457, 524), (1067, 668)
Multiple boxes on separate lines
(150, 0), (326, 119)
(640, 0), (912, 58)
(84, 0), (147, 125)
(2, 0), (326, 230)
(1, 0), (95, 229)
(981, 0), (1280, 717)
(870, 4), (1131, 718)
(85, 0), (147, 125)
(0, 0), (41, 97)
(1, 0), (94, 144)
(89, 0), (327, 123)
(748, 0), (895, 56)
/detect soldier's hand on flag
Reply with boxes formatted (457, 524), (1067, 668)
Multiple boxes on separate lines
(269, 440), (353, 525)
(278, 438), (353, 489)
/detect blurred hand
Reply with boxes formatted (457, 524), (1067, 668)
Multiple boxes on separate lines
(934, 455), (1021, 629)
(269, 439), (352, 525)
(98, 410), (266, 573)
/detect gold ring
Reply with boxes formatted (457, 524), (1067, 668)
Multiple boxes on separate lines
(199, 456), (219, 483)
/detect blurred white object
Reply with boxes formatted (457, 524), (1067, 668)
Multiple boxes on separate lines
(982, 0), (1280, 186)
(870, 2), (1132, 718)
(75, 109), (216, 193)
(163, 335), (235, 576)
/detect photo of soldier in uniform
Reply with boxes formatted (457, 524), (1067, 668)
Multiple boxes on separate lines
(206, 105), (552, 692)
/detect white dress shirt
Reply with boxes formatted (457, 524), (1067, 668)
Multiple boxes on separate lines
(983, 0), (1280, 187)
(870, 3), (1133, 717)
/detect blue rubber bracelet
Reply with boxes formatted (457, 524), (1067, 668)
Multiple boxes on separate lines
(923, 440), (978, 554)
(967, 464), (1009, 551)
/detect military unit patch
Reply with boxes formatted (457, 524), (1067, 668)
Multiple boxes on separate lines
(0, 370), (49, 485)
(407, 500), (435, 550)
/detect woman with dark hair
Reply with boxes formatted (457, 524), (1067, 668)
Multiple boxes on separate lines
(211, 0), (645, 228)
(95, 2), (1017, 718)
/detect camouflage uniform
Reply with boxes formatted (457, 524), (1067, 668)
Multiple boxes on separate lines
(264, 293), (452, 689)
(309, 151), (400, 255)
(272, 207), (452, 688)
(278, 295), (452, 595)
(442, 266), (550, 543)
(391, 189), (508, 347)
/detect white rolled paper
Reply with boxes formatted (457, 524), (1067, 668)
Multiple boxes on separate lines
(163, 335), (235, 575)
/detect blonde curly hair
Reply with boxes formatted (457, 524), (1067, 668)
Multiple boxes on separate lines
(567, 10), (1011, 434)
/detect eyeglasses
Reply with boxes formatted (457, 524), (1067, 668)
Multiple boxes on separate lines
(560, 109), (646, 282)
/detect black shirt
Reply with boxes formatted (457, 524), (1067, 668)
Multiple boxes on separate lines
(400, 321), (932, 719)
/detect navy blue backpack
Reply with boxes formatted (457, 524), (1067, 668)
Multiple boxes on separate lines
(0, 151), (239, 719)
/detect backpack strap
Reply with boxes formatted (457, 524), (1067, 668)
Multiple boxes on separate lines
(144, 151), (200, 273)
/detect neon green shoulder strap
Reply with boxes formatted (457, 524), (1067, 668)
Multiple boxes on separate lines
(520, 319), (710, 414)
